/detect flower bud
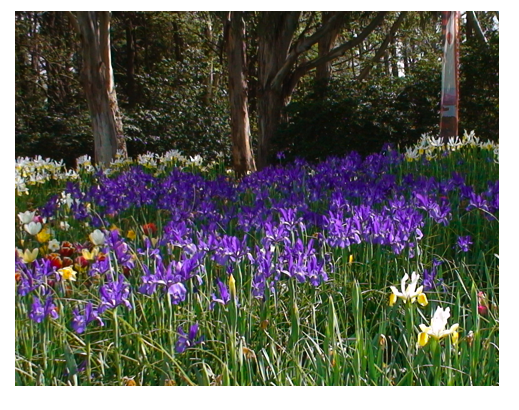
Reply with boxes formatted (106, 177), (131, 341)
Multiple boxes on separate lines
(229, 273), (236, 300)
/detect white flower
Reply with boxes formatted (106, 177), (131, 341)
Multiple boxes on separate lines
(189, 155), (203, 166)
(389, 272), (428, 306)
(89, 229), (105, 246)
(417, 306), (459, 347)
(48, 239), (61, 252)
(60, 221), (71, 231)
(24, 221), (42, 235)
(18, 210), (36, 224)
(405, 146), (420, 162)
(447, 136), (462, 150)
(427, 135), (444, 148)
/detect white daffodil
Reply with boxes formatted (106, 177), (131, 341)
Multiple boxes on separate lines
(89, 229), (106, 246)
(447, 136), (463, 151)
(417, 306), (459, 347)
(389, 272), (428, 307)
(427, 135), (444, 148)
(48, 239), (61, 252)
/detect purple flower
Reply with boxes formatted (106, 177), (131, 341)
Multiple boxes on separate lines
(210, 278), (234, 309)
(28, 295), (59, 323)
(168, 282), (187, 304)
(423, 262), (445, 292)
(175, 323), (204, 354)
(98, 275), (132, 313)
(71, 302), (104, 334)
(456, 236), (473, 253)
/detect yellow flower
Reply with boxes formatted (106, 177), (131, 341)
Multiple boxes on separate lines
(389, 272), (428, 307)
(57, 266), (77, 281)
(82, 247), (99, 261)
(127, 230), (136, 240)
(36, 227), (51, 243)
(417, 306), (459, 348)
(20, 248), (39, 263)
(348, 254), (354, 266)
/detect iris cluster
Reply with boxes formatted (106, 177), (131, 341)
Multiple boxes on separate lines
(19, 148), (498, 337)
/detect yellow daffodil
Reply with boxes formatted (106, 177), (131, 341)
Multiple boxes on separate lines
(127, 230), (137, 240)
(417, 306), (459, 348)
(57, 266), (77, 281)
(389, 272), (428, 307)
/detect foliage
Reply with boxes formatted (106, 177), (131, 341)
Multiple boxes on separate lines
(273, 60), (441, 163)
(459, 30), (499, 143)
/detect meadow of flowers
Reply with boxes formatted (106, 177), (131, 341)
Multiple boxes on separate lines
(15, 132), (499, 386)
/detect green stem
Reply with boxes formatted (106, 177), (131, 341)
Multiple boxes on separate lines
(113, 309), (122, 385)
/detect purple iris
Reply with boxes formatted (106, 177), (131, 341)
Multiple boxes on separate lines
(175, 323), (204, 354)
(28, 294), (59, 323)
(71, 302), (104, 334)
(456, 236), (473, 253)
(423, 261), (445, 292)
(98, 274), (133, 313)
(168, 282), (187, 305)
(210, 278), (232, 309)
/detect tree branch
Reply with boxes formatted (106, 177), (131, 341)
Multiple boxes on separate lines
(285, 11), (387, 97)
(357, 11), (407, 81)
(270, 12), (348, 91)
(467, 11), (488, 45)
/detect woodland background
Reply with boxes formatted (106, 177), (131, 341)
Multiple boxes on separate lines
(15, 11), (499, 170)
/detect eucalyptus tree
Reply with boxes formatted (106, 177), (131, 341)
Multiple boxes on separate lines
(224, 12), (256, 176)
(68, 11), (127, 166)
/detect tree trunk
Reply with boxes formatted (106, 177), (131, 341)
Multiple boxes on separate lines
(315, 12), (347, 86)
(75, 11), (123, 166)
(257, 12), (300, 169)
(99, 12), (127, 157)
(226, 12), (256, 176)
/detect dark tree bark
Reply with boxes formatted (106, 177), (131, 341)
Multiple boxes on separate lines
(256, 11), (301, 169)
(315, 12), (347, 86)
(225, 12), (256, 176)
(72, 11), (127, 166)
